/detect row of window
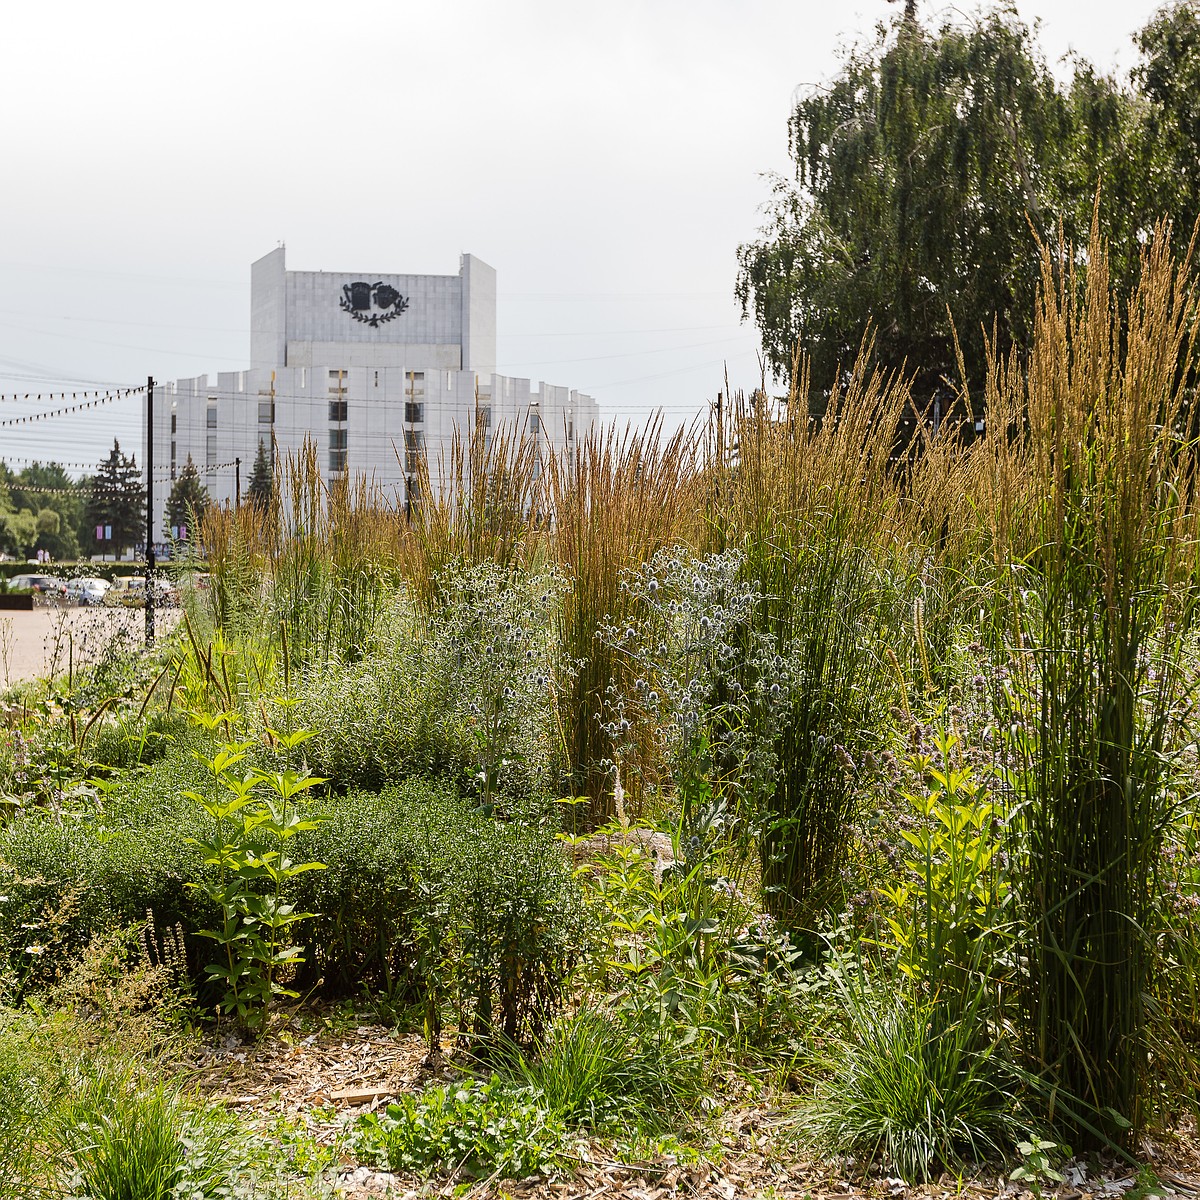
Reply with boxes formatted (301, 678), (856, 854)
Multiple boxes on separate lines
(202, 397), (430, 425)
(182, 403), (555, 447)
(325, 432), (426, 475)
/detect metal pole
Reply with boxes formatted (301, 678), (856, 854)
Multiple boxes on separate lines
(235, 457), (241, 508)
(145, 376), (156, 648)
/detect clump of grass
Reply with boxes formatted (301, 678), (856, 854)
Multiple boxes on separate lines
(492, 1008), (703, 1134)
(802, 979), (1020, 1183)
(51, 1062), (249, 1200)
(0, 1009), (55, 1199)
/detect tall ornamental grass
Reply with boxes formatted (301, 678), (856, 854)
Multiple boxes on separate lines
(407, 405), (542, 610)
(720, 353), (911, 928)
(546, 417), (704, 818)
(981, 219), (1200, 1144)
(199, 438), (404, 673)
(273, 439), (403, 665)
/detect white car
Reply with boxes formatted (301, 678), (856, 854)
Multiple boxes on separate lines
(65, 577), (112, 606)
(7, 573), (66, 596)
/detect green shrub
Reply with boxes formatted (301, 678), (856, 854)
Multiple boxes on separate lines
(298, 563), (565, 797)
(450, 814), (584, 1047)
(293, 781), (583, 1049)
(0, 811), (211, 1002)
(1, 733), (581, 1047)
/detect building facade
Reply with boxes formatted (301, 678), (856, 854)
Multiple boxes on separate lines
(147, 247), (597, 537)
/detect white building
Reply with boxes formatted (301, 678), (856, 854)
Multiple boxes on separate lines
(148, 247), (597, 538)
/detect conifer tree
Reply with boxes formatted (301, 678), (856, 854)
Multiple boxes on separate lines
(246, 438), (274, 509)
(165, 454), (210, 541)
(85, 440), (144, 557)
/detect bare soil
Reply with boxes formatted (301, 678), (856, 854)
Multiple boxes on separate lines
(0, 605), (181, 686)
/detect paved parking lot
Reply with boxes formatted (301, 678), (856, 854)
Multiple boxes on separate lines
(0, 606), (181, 686)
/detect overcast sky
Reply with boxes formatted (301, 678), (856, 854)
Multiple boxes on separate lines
(0, 0), (1170, 476)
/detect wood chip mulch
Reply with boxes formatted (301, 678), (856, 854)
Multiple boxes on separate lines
(173, 1012), (1200, 1200)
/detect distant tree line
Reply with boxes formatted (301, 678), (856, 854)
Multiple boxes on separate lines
(0, 438), (215, 561)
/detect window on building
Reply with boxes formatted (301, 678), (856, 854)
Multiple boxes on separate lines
(374, 370), (379, 388)
(329, 399), (348, 422)
(206, 403), (217, 429)
(404, 401), (424, 424)
(328, 370), (348, 396)
(329, 427), (348, 474)
(206, 435), (217, 467)
(258, 401), (275, 423)
(170, 412), (177, 434)
(567, 417), (574, 441)
(404, 428), (425, 473)
(405, 370), (425, 399)
(170, 441), (177, 481)
(529, 410), (540, 436)
(476, 405), (492, 429)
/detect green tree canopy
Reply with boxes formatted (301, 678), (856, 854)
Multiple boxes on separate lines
(165, 454), (210, 542)
(86, 440), (145, 558)
(736, 4), (1187, 407)
(0, 509), (38, 559)
(1135, 1), (1200, 241)
(7, 462), (84, 560)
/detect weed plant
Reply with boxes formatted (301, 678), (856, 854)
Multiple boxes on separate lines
(872, 728), (1012, 1012)
(185, 737), (327, 1038)
(354, 1075), (565, 1179)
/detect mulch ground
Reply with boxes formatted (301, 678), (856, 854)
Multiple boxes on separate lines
(178, 1009), (1200, 1200)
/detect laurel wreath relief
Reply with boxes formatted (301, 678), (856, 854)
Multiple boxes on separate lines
(339, 283), (411, 327)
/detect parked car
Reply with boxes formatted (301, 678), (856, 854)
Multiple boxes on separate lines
(65, 577), (112, 606)
(104, 576), (177, 607)
(7, 573), (66, 596)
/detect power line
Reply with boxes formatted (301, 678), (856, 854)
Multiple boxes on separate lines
(0, 384), (145, 405)
(2, 454), (110, 470)
(0, 387), (144, 427)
